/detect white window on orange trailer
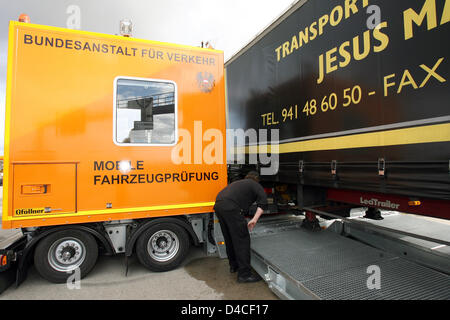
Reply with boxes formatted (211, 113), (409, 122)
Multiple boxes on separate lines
(114, 77), (177, 146)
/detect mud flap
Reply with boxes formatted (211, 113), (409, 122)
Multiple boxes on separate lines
(0, 263), (17, 294)
(0, 236), (28, 294)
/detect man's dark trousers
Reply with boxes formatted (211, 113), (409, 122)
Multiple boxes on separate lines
(214, 200), (252, 277)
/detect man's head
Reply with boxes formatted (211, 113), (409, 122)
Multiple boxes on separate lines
(245, 171), (260, 182)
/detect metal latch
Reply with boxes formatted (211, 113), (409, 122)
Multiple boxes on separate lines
(21, 184), (49, 195)
(299, 160), (304, 174)
(331, 160), (337, 175)
(44, 207), (63, 213)
(378, 158), (386, 176)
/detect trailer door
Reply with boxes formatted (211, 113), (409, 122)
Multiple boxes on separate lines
(12, 163), (77, 217)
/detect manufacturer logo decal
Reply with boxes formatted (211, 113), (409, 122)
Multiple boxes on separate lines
(14, 208), (46, 216)
(197, 72), (215, 93)
(360, 197), (400, 209)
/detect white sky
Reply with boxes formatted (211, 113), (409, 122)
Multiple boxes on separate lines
(0, 0), (296, 155)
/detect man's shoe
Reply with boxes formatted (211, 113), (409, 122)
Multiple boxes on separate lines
(230, 266), (238, 273)
(237, 274), (261, 283)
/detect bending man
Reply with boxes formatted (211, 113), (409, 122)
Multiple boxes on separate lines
(213, 171), (268, 283)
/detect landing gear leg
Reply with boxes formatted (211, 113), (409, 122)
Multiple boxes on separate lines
(364, 207), (384, 220)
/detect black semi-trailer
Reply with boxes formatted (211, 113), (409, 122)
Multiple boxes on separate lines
(225, 0), (450, 220)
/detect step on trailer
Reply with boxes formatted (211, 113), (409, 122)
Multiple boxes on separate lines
(0, 21), (227, 289)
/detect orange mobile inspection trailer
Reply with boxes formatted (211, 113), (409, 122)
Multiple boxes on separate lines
(0, 21), (227, 284)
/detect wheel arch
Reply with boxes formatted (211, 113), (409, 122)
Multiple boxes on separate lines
(19, 225), (114, 271)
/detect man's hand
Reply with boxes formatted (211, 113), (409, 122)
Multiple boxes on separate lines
(247, 218), (258, 232)
(247, 207), (264, 232)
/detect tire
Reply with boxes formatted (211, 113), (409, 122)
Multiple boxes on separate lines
(136, 223), (190, 272)
(33, 229), (98, 283)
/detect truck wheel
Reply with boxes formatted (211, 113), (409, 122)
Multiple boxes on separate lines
(34, 229), (98, 283)
(136, 223), (190, 272)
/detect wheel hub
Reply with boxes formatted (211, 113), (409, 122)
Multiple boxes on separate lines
(48, 238), (86, 272)
(147, 230), (179, 262)
(153, 233), (172, 252)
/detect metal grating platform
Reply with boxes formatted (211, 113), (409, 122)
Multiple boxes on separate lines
(251, 228), (450, 300)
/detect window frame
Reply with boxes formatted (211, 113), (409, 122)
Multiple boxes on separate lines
(113, 76), (178, 147)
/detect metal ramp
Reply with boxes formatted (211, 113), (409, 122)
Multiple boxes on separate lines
(250, 215), (450, 300)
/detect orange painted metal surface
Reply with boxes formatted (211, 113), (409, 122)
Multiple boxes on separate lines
(3, 22), (227, 229)
(13, 163), (77, 215)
